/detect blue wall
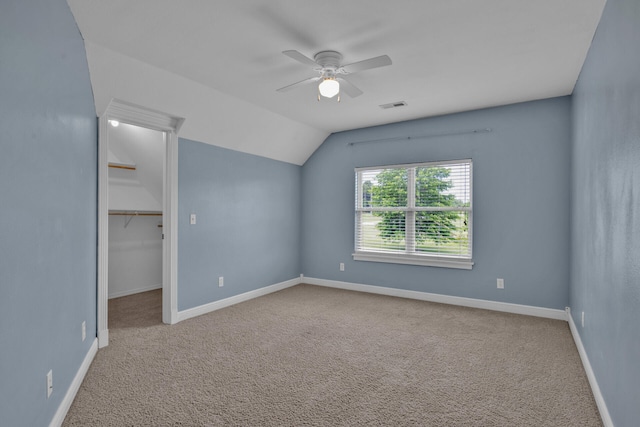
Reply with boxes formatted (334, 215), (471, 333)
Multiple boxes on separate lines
(570, 0), (640, 425)
(302, 98), (572, 309)
(0, 0), (97, 425)
(178, 139), (302, 311)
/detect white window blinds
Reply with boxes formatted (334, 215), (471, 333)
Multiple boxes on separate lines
(355, 159), (473, 269)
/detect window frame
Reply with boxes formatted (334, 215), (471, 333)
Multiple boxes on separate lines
(353, 159), (474, 270)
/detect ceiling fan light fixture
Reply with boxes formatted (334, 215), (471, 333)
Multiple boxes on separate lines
(318, 78), (340, 98)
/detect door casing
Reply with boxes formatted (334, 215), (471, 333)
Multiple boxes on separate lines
(97, 99), (184, 347)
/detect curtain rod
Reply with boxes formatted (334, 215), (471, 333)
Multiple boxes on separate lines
(347, 128), (492, 146)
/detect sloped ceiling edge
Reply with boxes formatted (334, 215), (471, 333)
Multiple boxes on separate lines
(85, 41), (329, 166)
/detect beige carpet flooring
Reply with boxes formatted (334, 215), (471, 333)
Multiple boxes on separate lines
(63, 284), (602, 426)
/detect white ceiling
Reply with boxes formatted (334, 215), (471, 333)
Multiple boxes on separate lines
(67, 0), (605, 165)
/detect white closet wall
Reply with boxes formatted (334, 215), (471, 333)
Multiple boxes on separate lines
(108, 215), (162, 298)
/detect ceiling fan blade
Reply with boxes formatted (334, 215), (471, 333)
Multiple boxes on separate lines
(282, 50), (319, 67)
(276, 76), (320, 93)
(337, 77), (363, 98)
(341, 55), (392, 74)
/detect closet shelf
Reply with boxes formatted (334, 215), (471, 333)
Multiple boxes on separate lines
(109, 211), (162, 216)
(109, 210), (162, 228)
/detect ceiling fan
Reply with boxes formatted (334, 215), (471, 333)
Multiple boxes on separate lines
(276, 50), (392, 101)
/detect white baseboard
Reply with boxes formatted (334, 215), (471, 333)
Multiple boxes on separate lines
(567, 308), (613, 427)
(49, 338), (98, 427)
(176, 277), (301, 323)
(303, 277), (568, 320)
(108, 283), (162, 299)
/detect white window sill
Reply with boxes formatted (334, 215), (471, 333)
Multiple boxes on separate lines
(353, 252), (474, 270)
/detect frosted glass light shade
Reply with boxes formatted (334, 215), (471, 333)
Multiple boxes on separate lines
(318, 78), (340, 98)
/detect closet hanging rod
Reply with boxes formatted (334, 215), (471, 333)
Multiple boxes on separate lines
(108, 162), (136, 170)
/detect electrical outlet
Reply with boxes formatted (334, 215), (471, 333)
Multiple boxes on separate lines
(581, 311), (585, 328)
(218, 276), (224, 287)
(339, 262), (345, 271)
(497, 278), (504, 289)
(46, 370), (53, 398)
(81, 321), (86, 342)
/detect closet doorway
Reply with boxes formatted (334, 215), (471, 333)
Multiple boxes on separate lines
(108, 123), (164, 305)
(97, 100), (183, 348)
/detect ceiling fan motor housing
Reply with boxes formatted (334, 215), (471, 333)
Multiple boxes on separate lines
(314, 51), (343, 71)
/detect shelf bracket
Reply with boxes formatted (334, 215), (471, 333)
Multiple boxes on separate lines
(124, 212), (138, 228)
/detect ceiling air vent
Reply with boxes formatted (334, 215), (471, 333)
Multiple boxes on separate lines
(379, 101), (407, 110)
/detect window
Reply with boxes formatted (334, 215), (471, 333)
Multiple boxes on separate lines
(354, 159), (473, 269)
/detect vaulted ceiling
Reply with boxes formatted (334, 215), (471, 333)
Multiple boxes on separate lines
(67, 0), (605, 165)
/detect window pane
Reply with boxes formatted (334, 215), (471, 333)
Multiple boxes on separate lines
(416, 163), (470, 208)
(415, 211), (469, 256)
(360, 168), (407, 208)
(358, 211), (406, 252)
